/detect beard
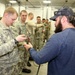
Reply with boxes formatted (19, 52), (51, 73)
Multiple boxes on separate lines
(55, 21), (62, 33)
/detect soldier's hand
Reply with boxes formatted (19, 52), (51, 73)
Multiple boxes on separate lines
(23, 42), (33, 51)
(15, 34), (27, 42)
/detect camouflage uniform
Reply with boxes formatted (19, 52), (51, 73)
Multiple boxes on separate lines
(34, 24), (44, 50)
(25, 21), (36, 46)
(0, 21), (19, 75)
(44, 22), (51, 41)
(13, 21), (29, 74)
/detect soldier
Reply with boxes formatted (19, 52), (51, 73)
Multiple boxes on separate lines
(0, 7), (26, 75)
(13, 10), (31, 74)
(36, 16), (42, 24)
(42, 18), (47, 43)
(44, 19), (51, 41)
(26, 12), (38, 62)
(34, 16), (44, 50)
(42, 18), (46, 24)
(24, 7), (75, 75)
(26, 12), (36, 46)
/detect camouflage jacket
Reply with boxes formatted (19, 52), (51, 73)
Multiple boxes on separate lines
(0, 21), (19, 67)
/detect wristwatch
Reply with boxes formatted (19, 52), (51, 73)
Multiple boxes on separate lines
(14, 39), (19, 44)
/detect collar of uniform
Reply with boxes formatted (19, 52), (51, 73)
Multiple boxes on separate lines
(0, 21), (10, 30)
(19, 20), (26, 25)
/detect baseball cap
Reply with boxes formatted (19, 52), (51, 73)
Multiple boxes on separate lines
(50, 7), (74, 21)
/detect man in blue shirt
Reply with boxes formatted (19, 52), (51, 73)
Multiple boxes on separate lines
(24, 7), (75, 75)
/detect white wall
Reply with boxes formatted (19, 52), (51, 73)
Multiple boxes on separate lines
(1, 3), (75, 35)
(0, 3), (58, 34)
(12, 5), (57, 34)
(5, 4), (75, 35)
(27, 6), (56, 34)
(26, 7), (43, 23)
(25, 6), (56, 34)
(0, 3), (5, 17)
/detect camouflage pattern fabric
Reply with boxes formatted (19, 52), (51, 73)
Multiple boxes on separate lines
(13, 21), (30, 74)
(34, 24), (44, 50)
(0, 21), (19, 75)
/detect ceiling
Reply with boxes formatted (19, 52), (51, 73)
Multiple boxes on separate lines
(1, 0), (75, 8)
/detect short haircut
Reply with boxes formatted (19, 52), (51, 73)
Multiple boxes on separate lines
(3, 6), (18, 16)
(42, 18), (45, 20)
(20, 10), (27, 15)
(28, 12), (33, 16)
(37, 16), (41, 18)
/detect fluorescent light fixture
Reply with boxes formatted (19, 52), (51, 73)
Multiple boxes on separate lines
(9, 0), (17, 3)
(43, 0), (51, 4)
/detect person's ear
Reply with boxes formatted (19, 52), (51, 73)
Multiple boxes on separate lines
(61, 16), (67, 24)
(4, 13), (9, 18)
